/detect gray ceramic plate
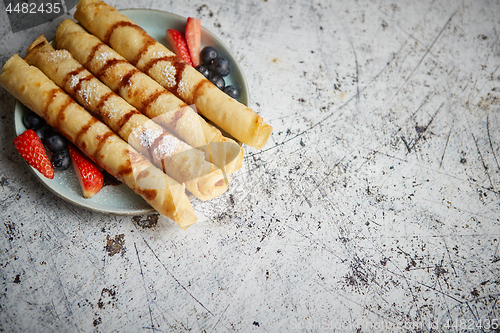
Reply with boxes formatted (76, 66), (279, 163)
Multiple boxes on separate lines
(14, 8), (248, 215)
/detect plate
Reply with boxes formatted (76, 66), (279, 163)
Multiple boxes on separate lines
(14, 8), (249, 215)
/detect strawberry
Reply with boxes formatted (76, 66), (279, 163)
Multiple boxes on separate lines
(14, 129), (54, 179)
(166, 29), (194, 66)
(68, 144), (103, 199)
(185, 17), (201, 67)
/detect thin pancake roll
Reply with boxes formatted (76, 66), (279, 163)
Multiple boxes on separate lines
(74, 0), (272, 149)
(24, 35), (229, 201)
(0, 54), (197, 229)
(55, 19), (243, 175)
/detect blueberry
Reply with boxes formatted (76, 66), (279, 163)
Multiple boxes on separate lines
(51, 150), (70, 171)
(196, 64), (211, 78)
(44, 130), (67, 152)
(210, 57), (230, 77)
(23, 112), (45, 130)
(209, 75), (225, 90)
(223, 85), (240, 99)
(200, 46), (218, 65)
(34, 127), (46, 142)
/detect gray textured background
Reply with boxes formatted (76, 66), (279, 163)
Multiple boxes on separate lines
(1, 0), (499, 332)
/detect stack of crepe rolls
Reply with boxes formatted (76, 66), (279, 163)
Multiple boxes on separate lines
(0, 55), (197, 229)
(24, 35), (229, 202)
(74, 0), (272, 150)
(55, 19), (243, 175)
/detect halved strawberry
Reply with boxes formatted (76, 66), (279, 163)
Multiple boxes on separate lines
(185, 17), (201, 67)
(166, 29), (194, 66)
(14, 129), (54, 179)
(68, 144), (103, 199)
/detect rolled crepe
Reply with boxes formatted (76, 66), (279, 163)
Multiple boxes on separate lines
(56, 19), (243, 174)
(25, 35), (228, 201)
(74, 0), (272, 149)
(0, 54), (196, 228)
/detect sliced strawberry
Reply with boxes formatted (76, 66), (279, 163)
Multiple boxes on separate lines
(68, 145), (103, 199)
(185, 17), (201, 67)
(14, 129), (54, 179)
(166, 29), (194, 66)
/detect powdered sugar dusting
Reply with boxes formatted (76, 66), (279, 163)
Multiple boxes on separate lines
(151, 51), (168, 59)
(152, 134), (180, 160)
(177, 77), (190, 97)
(160, 62), (177, 88)
(96, 51), (110, 61)
(138, 126), (163, 149)
(102, 98), (122, 120)
(95, 50), (112, 68)
(77, 80), (100, 107)
(68, 75), (80, 90)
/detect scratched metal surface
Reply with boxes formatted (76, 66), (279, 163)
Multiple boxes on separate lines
(1, 0), (499, 332)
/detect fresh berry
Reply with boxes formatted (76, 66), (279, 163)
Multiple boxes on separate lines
(44, 129), (67, 153)
(166, 29), (193, 66)
(68, 145), (104, 198)
(223, 85), (240, 99)
(200, 46), (218, 65)
(210, 57), (230, 76)
(185, 17), (201, 67)
(23, 111), (45, 130)
(35, 127), (46, 142)
(196, 64), (211, 78)
(51, 149), (71, 171)
(13, 129), (54, 179)
(210, 75), (225, 90)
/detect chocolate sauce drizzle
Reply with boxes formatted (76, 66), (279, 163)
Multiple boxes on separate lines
(118, 68), (140, 92)
(97, 58), (129, 79)
(42, 87), (115, 166)
(102, 19), (192, 99)
(84, 42), (106, 68)
(83, 43), (182, 122)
